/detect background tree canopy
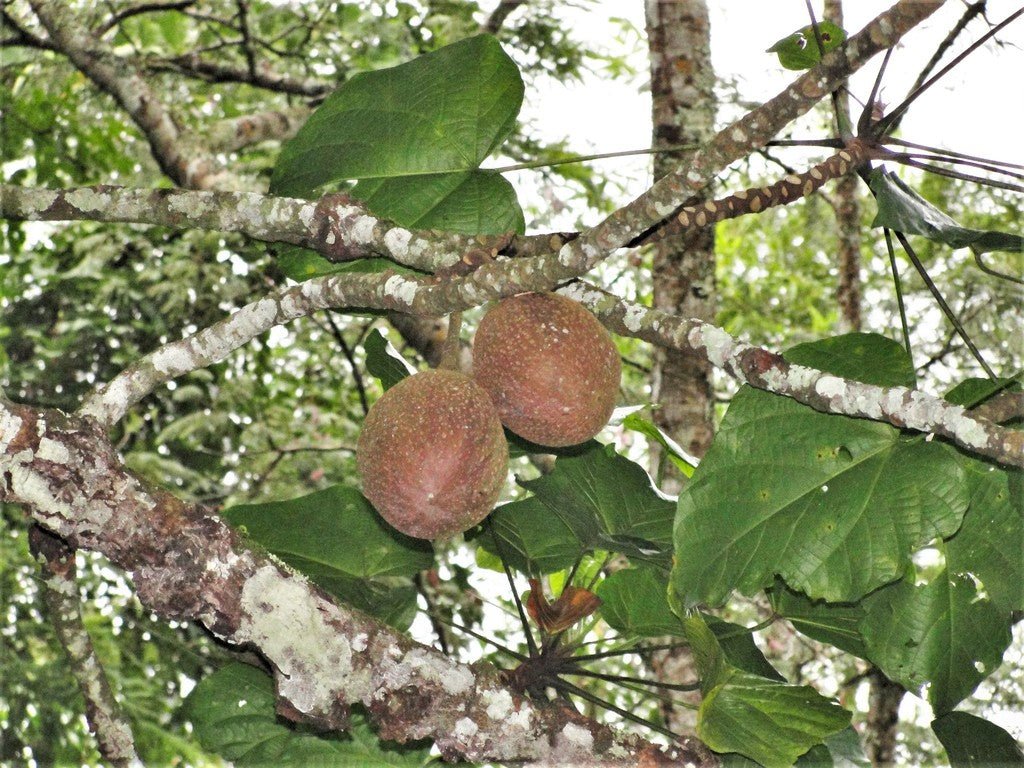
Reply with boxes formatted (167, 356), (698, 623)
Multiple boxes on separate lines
(1, 1), (1022, 766)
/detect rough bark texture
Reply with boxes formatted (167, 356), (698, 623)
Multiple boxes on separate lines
(29, 526), (140, 767)
(562, 283), (1024, 470)
(646, 0), (717, 487)
(825, 0), (864, 333)
(0, 400), (712, 767)
(644, 0), (716, 738)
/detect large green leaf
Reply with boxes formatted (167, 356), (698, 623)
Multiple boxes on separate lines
(479, 442), (674, 574)
(187, 663), (431, 766)
(785, 333), (915, 388)
(932, 711), (1024, 767)
(353, 170), (523, 234)
(671, 333), (969, 607)
(768, 583), (867, 659)
(699, 671), (851, 768)
(870, 170), (1024, 254)
(271, 34), (523, 226)
(269, 35), (524, 280)
(671, 388), (968, 606)
(860, 569), (1012, 714)
(947, 462), (1024, 612)
(683, 614), (850, 768)
(223, 486), (433, 627)
(597, 569), (783, 680)
(273, 34), (521, 188)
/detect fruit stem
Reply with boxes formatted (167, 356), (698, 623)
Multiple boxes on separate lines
(437, 311), (463, 372)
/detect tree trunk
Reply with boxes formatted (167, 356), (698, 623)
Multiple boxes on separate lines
(644, 0), (716, 736)
(645, 0), (717, 492)
(825, 0), (863, 333)
(864, 668), (905, 766)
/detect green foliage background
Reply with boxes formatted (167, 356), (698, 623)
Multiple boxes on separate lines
(1, 1), (1022, 766)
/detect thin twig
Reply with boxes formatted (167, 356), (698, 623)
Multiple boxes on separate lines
(95, 0), (195, 35)
(29, 527), (139, 767)
(893, 230), (997, 378)
(875, 7), (1024, 137)
(325, 311), (370, 416)
(884, 229), (913, 359)
(881, 0), (988, 135)
(895, 157), (1024, 194)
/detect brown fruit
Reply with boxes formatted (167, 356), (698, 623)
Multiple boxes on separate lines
(357, 369), (508, 540)
(473, 292), (621, 447)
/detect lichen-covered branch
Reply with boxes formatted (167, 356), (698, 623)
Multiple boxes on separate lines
(28, 526), (139, 768)
(0, 136), (873, 289)
(0, 401), (712, 767)
(73, 252), (1022, 464)
(640, 140), (872, 249)
(562, 282), (1024, 470)
(0, 184), (521, 274)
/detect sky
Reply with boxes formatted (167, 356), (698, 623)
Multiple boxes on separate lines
(513, 0), (1023, 219)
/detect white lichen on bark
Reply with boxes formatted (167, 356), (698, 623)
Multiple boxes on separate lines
(237, 565), (357, 714)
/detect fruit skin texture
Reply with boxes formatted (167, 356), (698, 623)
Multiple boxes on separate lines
(473, 292), (621, 447)
(357, 369), (508, 540)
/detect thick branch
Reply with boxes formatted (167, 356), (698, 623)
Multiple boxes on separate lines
(64, 255), (1023, 465)
(0, 138), (873, 281)
(0, 402), (710, 766)
(27, 0), (226, 190)
(0, 184), (517, 273)
(561, 283), (1024, 470)
(28, 526), (139, 767)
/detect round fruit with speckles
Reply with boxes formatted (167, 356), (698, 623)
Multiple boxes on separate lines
(357, 369), (508, 539)
(473, 292), (621, 447)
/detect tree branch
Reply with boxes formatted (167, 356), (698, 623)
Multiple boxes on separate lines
(27, 0), (228, 190)
(0, 184), (519, 273)
(0, 138), (878, 280)
(28, 526), (139, 767)
(0, 401), (712, 766)
(95, 0), (197, 36)
(559, 0), (946, 278)
(205, 105), (311, 152)
(561, 282), (1024, 470)
(51, 249), (1020, 465)
(148, 52), (331, 96)
(482, 0), (526, 34)
(0, 8), (57, 51)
